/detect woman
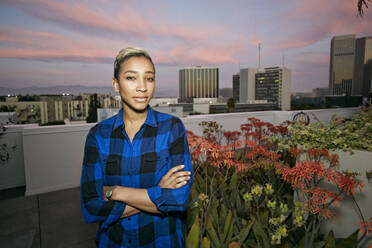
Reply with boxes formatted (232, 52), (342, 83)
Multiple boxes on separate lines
(80, 47), (193, 247)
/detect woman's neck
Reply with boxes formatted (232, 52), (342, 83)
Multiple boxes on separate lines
(122, 104), (148, 127)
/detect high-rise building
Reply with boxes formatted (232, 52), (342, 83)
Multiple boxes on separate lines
(255, 67), (291, 110)
(329, 35), (356, 96)
(329, 35), (372, 96)
(239, 68), (258, 103)
(179, 67), (219, 99)
(232, 73), (240, 102)
(354, 36), (372, 96)
(329, 35), (356, 95)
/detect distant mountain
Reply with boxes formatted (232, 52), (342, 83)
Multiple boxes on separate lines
(0, 85), (178, 98)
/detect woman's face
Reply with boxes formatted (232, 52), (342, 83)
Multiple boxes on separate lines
(113, 56), (155, 112)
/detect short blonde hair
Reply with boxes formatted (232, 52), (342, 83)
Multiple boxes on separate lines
(114, 47), (155, 80)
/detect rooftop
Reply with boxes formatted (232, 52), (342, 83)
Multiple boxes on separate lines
(0, 187), (97, 247)
(0, 107), (367, 247)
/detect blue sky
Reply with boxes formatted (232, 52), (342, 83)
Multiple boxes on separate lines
(0, 0), (371, 93)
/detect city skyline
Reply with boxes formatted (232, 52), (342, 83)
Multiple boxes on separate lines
(0, 0), (371, 94)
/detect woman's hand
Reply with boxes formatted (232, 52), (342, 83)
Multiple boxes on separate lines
(159, 165), (191, 189)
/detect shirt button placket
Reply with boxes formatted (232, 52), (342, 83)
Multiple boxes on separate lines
(129, 144), (135, 175)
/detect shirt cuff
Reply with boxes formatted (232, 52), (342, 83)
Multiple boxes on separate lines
(101, 201), (126, 229)
(147, 185), (164, 210)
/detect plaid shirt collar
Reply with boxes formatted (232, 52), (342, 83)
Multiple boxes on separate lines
(113, 106), (157, 131)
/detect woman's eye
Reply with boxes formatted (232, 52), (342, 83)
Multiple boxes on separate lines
(126, 76), (136, 80)
(147, 77), (155, 82)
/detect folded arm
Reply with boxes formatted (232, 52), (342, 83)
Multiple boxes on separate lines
(103, 164), (191, 216)
(80, 128), (126, 228)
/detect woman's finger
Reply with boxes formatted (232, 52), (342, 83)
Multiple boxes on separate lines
(175, 176), (190, 183)
(163, 164), (185, 180)
(174, 181), (188, 188)
(173, 171), (191, 178)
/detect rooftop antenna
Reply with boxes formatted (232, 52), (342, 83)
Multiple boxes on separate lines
(258, 42), (261, 71)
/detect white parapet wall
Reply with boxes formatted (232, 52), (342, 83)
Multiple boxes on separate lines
(23, 123), (95, 195)
(21, 108), (358, 195)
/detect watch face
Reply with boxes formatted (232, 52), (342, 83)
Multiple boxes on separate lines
(106, 189), (112, 199)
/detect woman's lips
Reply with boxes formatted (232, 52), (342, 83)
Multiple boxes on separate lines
(133, 97), (148, 102)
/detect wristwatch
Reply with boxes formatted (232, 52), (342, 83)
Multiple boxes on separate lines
(106, 186), (116, 201)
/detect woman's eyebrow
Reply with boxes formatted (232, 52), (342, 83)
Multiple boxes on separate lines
(124, 70), (138, 74)
(124, 70), (154, 74)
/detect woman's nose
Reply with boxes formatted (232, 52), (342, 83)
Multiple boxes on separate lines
(136, 77), (147, 92)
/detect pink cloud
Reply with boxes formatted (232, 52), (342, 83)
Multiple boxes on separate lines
(153, 44), (245, 66)
(0, 25), (241, 66)
(293, 52), (329, 66)
(273, 0), (372, 50)
(0, 25), (115, 63)
(3, 0), (224, 43)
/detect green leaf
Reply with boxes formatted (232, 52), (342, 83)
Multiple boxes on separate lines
(225, 217), (235, 245)
(230, 172), (238, 190)
(186, 205), (198, 230)
(336, 229), (359, 248)
(219, 204), (227, 234)
(186, 216), (200, 248)
(252, 218), (270, 248)
(324, 230), (335, 248)
(238, 219), (254, 245)
(206, 215), (221, 247)
(223, 210), (233, 243)
(236, 195), (242, 212)
(190, 184), (199, 200)
(211, 200), (218, 220)
(201, 237), (211, 248)
(259, 210), (269, 227)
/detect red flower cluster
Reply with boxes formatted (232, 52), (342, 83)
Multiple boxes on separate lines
(187, 118), (365, 222)
(223, 131), (241, 145)
(281, 148), (364, 219)
(187, 118), (288, 172)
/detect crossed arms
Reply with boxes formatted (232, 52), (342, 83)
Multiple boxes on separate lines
(102, 164), (191, 218)
(80, 125), (193, 228)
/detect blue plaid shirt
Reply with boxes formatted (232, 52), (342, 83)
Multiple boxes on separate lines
(80, 107), (193, 247)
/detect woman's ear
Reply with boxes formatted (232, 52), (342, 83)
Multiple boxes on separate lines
(112, 78), (119, 92)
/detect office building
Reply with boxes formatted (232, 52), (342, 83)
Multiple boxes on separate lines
(179, 66), (219, 99)
(329, 34), (372, 96)
(239, 68), (258, 103)
(354, 36), (372, 96)
(232, 73), (240, 102)
(329, 35), (356, 95)
(255, 67), (291, 110)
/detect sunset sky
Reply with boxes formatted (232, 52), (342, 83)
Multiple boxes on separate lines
(0, 0), (371, 94)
